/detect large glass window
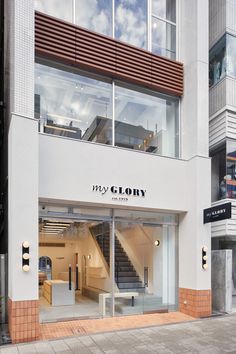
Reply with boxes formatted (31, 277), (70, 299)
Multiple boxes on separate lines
(152, 0), (176, 60)
(35, 63), (179, 158)
(35, 0), (73, 22)
(35, 64), (112, 144)
(115, 0), (147, 49)
(115, 85), (179, 157)
(34, 0), (176, 60)
(209, 34), (236, 87)
(75, 0), (112, 37)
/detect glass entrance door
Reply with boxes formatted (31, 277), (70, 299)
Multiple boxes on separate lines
(113, 210), (178, 316)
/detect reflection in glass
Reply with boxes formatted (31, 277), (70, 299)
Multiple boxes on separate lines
(209, 35), (226, 87)
(35, 64), (112, 144)
(226, 34), (236, 77)
(35, 0), (73, 22)
(209, 34), (236, 88)
(152, 18), (176, 59)
(152, 0), (176, 22)
(75, 0), (112, 36)
(115, 0), (147, 49)
(115, 85), (179, 158)
(35, 64), (179, 158)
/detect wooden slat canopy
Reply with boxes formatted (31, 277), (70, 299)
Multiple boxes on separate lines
(35, 11), (183, 96)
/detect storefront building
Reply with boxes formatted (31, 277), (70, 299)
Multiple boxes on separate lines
(4, 0), (210, 343)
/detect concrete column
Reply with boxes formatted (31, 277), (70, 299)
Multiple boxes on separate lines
(179, 0), (209, 160)
(178, 156), (211, 317)
(8, 115), (39, 343)
(7, 0), (38, 343)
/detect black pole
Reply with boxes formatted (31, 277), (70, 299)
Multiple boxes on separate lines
(75, 264), (79, 290)
(69, 264), (72, 290)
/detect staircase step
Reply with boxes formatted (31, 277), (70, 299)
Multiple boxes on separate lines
(115, 257), (129, 262)
(118, 271), (137, 277)
(116, 261), (131, 267)
(118, 282), (144, 289)
(118, 266), (135, 272)
(117, 276), (140, 282)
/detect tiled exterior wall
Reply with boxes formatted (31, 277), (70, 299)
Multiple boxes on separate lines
(179, 288), (212, 318)
(8, 298), (40, 343)
(10, 0), (34, 118)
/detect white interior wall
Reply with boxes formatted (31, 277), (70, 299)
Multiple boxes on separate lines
(39, 242), (76, 280)
(79, 227), (111, 292)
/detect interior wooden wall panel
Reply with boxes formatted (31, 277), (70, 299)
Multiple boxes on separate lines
(35, 12), (183, 96)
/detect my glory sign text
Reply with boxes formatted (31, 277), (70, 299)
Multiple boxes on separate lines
(92, 185), (146, 197)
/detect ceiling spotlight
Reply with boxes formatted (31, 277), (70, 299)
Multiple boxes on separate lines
(154, 240), (160, 247)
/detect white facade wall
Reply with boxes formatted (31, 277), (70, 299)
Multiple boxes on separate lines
(179, 0), (209, 160)
(209, 0), (226, 48)
(7, 0), (38, 301)
(39, 133), (211, 290)
(8, 115), (38, 301)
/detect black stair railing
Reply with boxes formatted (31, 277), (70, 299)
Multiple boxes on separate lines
(115, 260), (120, 287)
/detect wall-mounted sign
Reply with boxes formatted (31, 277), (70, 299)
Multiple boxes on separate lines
(92, 184), (146, 202)
(203, 202), (231, 224)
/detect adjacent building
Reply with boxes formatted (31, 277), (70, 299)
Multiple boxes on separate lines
(1, 0), (211, 344)
(209, 0), (236, 312)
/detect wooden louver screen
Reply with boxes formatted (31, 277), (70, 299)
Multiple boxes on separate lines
(35, 11), (183, 97)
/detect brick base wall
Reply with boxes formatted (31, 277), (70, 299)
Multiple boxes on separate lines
(8, 298), (40, 343)
(179, 288), (212, 318)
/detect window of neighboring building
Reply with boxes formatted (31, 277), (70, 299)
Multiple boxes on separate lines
(211, 140), (236, 201)
(211, 144), (226, 202)
(151, 0), (176, 59)
(35, 63), (179, 158)
(209, 34), (236, 88)
(209, 35), (226, 87)
(34, 0), (176, 60)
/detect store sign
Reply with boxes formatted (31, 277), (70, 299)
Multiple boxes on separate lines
(92, 184), (146, 201)
(203, 202), (231, 224)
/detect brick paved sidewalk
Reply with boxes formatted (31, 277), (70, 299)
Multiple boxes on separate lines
(40, 311), (194, 340)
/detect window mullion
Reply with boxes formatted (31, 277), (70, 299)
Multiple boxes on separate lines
(148, 0), (152, 52)
(152, 13), (176, 27)
(112, 0), (115, 39)
(72, 0), (76, 24)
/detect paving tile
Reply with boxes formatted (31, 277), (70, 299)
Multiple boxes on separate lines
(0, 347), (19, 354)
(34, 341), (55, 354)
(17, 344), (37, 354)
(49, 339), (70, 352)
